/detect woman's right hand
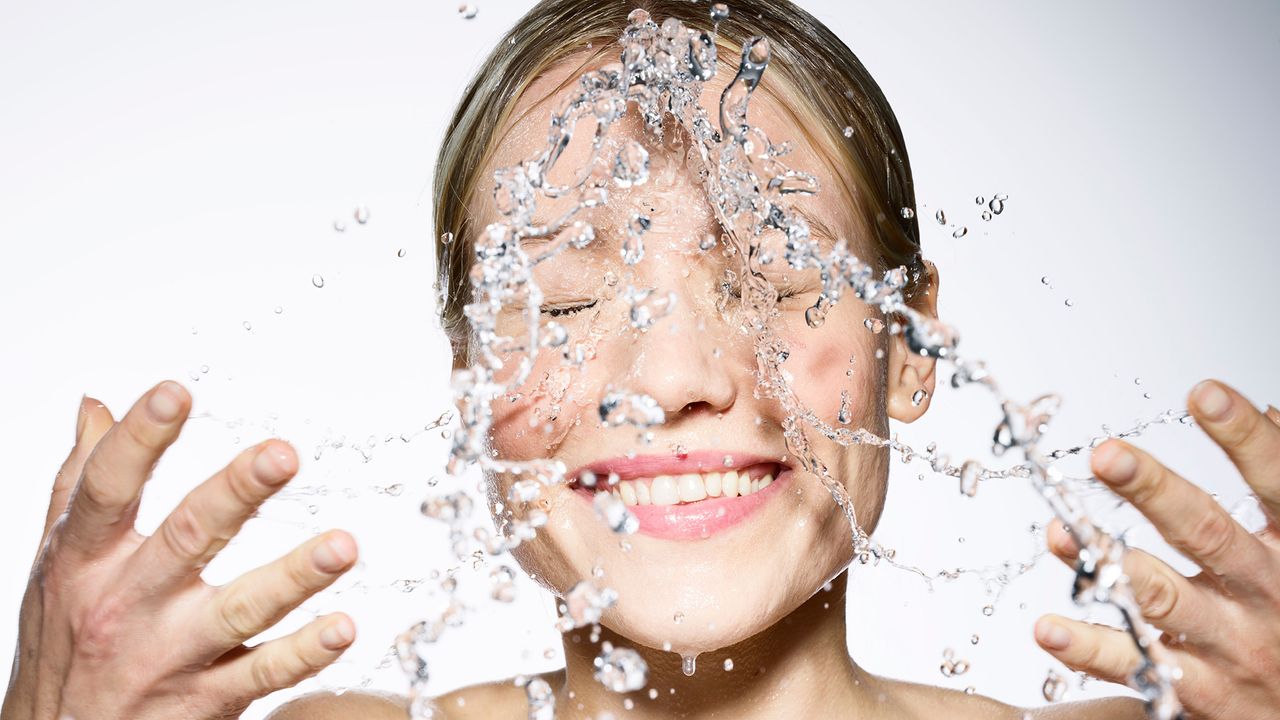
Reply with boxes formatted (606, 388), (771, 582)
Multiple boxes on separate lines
(1, 381), (359, 720)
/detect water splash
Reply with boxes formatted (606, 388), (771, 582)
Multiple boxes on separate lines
(405, 8), (1184, 718)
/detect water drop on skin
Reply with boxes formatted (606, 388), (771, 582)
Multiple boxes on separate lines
(911, 389), (927, 407)
(723, 658), (734, 671)
(681, 654), (697, 676)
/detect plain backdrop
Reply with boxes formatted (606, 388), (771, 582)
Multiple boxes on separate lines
(2, 1), (1278, 717)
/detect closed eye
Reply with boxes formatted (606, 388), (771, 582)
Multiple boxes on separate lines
(541, 299), (598, 317)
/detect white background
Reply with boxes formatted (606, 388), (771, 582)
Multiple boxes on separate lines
(2, 1), (1277, 716)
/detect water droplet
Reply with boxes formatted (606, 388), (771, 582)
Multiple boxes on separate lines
(952, 226), (968, 238)
(681, 653), (697, 676)
(612, 141), (650, 188)
(673, 612), (684, 624)
(1042, 669), (1067, 702)
(959, 460), (982, 497)
(490, 565), (517, 602)
(1064, 298), (1074, 307)
(457, 3), (478, 20)
(312, 274), (325, 288)
(989, 196), (1005, 215)
(900, 207), (915, 219)
(273, 305), (283, 314)
(354, 206), (370, 224)
(982, 604), (994, 616)
(975, 195), (985, 205)
(397, 248), (407, 258)
(709, 2), (729, 23)
(1040, 276), (1051, 286)
(842, 125), (854, 138)
(333, 219), (346, 232)
(242, 321), (252, 331)
(970, 634), (980, 644)
(980, 210), (992, 221)
(935, 209), (947, 225)
(863, 317), (885, 334)
(1133, 377), (1142, 385)
(911, 389), (927, 407)
(594, 643), (648, 692)
(837, 390), (852, 424)
(593, 490), (639, 534)
(723, 658), (734, 671)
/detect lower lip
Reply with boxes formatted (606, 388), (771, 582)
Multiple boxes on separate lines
(575, 469), (792, 541)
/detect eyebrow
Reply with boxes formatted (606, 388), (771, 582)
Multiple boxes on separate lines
(789, 205), (842, 249)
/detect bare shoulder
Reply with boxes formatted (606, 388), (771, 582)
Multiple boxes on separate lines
(267, 672), (563, 720)
(265, 689), (407, 720)
(882, 676), (1145, 720)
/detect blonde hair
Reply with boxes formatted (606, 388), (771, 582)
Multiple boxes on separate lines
(433, 0), (923, 355)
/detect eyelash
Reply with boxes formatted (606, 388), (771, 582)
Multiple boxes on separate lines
(542, 299), (598, 317)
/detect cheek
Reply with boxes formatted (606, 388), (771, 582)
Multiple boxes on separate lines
(776, 300), (884, 427)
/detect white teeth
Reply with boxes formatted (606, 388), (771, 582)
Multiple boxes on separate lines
(721, 470), (738, 498)
(704, 472), (722, 497)
(650, 475), (679, 505)
(678, 473), (707, 502)
(619, 481), (637, 506)
(599, 469), (778, 506)
(634, 479), (651, 505)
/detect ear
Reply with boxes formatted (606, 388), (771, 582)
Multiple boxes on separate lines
(886, 260), (941, 424)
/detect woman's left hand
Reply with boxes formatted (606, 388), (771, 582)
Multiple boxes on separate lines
(1034, 379), (1280, 720)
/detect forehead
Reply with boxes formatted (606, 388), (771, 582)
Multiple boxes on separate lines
(472, 48), (859, 242)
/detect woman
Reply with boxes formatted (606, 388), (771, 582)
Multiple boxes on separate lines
(5, 1), (1279, 719)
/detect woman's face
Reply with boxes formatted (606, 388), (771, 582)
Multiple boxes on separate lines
(466, 53), (938, 657)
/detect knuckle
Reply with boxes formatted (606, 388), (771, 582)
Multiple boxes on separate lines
(250, 651), (296, 693)
(1134, 572), (1180, 624)
(160, 502), (215, 562)
(285, 547), (321, 593)
(216, 586), (267, 641)
(1180, 509), (1238, 566)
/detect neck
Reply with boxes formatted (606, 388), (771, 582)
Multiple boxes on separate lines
(554, 570), (892, 719)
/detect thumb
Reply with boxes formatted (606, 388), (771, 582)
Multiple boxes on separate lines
(43, 395), (115, 541)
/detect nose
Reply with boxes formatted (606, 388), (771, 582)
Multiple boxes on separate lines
(624, 273), (738, 421)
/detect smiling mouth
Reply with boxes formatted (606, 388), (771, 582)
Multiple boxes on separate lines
(566, 451), (792, 540)
(584, 464), (780, 506)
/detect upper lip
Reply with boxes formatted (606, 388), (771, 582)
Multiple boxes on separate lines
(565, 449), (790, 485)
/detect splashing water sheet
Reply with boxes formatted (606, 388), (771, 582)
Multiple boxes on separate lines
(396, 7), (1186, 719)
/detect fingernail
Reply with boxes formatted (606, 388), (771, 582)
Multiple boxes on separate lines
(1265, 405), (1280, 426)
(1192, 380), (1231, 421)
(313, 533), (356, 573)
(147, 381), (185, 423)
(75, 394), (88, 440)
(1093, 442), (1138, 485)
(1036, 618), (1072, 651)
(252, 442), (295, 485)
(320, 616), (354, 650)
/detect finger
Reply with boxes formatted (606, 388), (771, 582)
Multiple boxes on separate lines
(42, 395), (115, 544)
(1188, 380), (1280, 519)
(1035, 614), (1143, 685)
(215, 612), (355, 703)
(1091, 439), (1273, 588)
(1266, 404), (1280, 427)
(62, 381), (191, 555)
(127, 439), (299, 589)
(1046, 520), (1212, 640)
(201, 530), (357, 653)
